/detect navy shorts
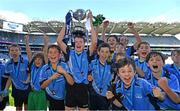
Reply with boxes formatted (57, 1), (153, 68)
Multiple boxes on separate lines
(65, 83), (88, 108)
(46, 93), (65, 110)
(89, 87), (110, 110)
(12, 84), (30, 107)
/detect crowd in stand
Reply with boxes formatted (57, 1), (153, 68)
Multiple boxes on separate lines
(0, 11), (179, 111)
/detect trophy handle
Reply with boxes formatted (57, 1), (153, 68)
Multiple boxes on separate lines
(69, 10), (73, 14)
(86, 9), (90, 13)
(85, 9), (91, 18)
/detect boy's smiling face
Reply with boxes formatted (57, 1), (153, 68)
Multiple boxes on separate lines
(107, 37), (117, 50)
(98, 47), (110, 64)
(74, 37), (85, 53)
(48, 47), (61, 64)
(34, 57), (43, 67)
(118, 64), (135, 88)
(137, 44), (151, 60)
(148, 54), (164, 74)
(9, 46), (21, 60)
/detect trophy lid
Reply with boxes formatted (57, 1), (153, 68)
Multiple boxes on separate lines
(73, 9), (86, 21)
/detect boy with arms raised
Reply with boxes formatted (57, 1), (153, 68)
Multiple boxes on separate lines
(57, 11), (96, 110)
(25, 34), (48, 110)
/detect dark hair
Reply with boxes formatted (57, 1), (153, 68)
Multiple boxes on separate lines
(97, 43), (110, 52)
(8, 44), (21, 51)
(107, 35), (119, 42)
(137, 41), (150, 49)
(146, 51), (165, 63)
(116, 57), (136, 73)
(74, 36), (86, 43)
(48, 45), (61, 53)
(72, 26), (86, 42)
(97, 39), (105, 47)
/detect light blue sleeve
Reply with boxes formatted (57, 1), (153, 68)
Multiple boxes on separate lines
(39, 65), (49, 82)
(61, 62), (71, 75)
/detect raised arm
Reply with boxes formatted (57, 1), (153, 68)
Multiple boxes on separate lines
(25, 34), (33, 62)
(57, 26), (67, 54)
(88, 11), (97, 56)
(43, 34), (49, 64)
(101, 20), (109, 43)
(128, 22), (142, 50)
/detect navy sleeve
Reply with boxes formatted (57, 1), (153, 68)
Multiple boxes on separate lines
(63, 46), (70, 62)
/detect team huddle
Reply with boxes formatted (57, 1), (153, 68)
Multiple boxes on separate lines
(0, 11), (179, 110)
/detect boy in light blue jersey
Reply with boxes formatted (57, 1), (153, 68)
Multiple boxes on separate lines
(164, 50), (180, 83)
(57, 11), (96, 110)
(4, 44), (30, 111)
(106, 57), (164, 110)
(25, 34), (48, 110)
(39, 45), (74, 110)
(88, 43), (112, 110)
(0, 63), (9, 110)
(146, 51), (180, 110)
(134, 41), (151, 78)
(27, 53), (47, 110)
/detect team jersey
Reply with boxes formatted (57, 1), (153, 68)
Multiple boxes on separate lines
(115, 77), (155, 110)
(39, 61), (69, 100)
(89, 59), (112, 96)
(5, 56), (29, 90)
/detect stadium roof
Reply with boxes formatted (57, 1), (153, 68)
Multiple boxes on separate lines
(24, 21), (180, 35)
(0, 19), (180, 35)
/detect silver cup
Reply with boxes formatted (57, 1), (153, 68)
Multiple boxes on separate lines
(69, 9), (90, 36)
(72, 9), (87, 22)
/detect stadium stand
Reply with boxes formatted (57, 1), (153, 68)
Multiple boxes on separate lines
(0, 19), (179, 62)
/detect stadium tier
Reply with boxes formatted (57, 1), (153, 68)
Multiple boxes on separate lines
(0, 30), (179, 54)
(0, 19), (180, 61)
